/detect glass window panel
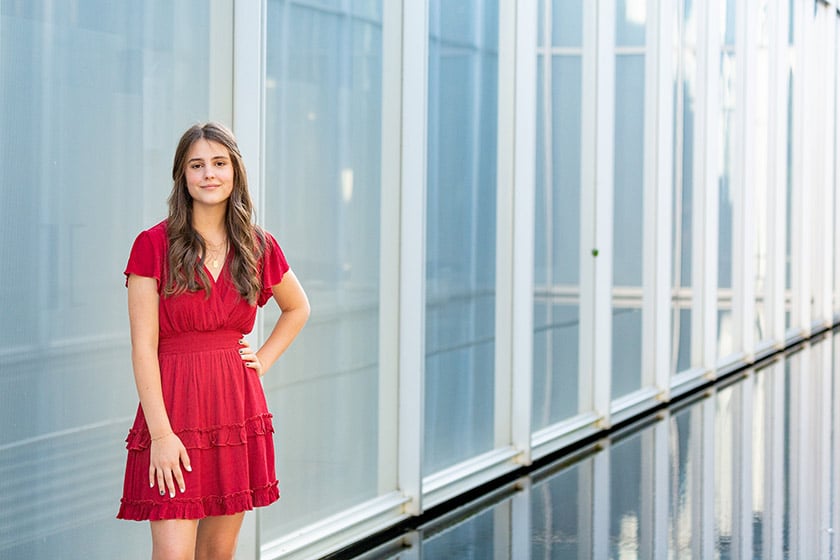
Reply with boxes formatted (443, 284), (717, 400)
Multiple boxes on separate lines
(616, 0), (646, 47)
(262, 0), (384, 536)
(533, 14), (582, 429)
(552, 0), (583, 48)
(613, 51), (645, 399)
(425, 0), (498, 475)
(672, 0), (696, 374)
(0, 2), (228, 557)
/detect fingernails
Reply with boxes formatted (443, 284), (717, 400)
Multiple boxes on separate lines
(159, 489), (165, 496)
(150, 481), (155, 488)
(180, 486), (185, 493)
(186, 465), (192, 472)
(170, 490), (175, 498)
(239, 339), (245, 344)
(239, 349), (244, 354)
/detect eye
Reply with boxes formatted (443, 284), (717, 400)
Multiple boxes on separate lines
(215, 160), (227, 167)
(190, 163), (203, 170)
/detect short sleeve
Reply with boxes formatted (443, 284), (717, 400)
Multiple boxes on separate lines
(124, 229), (164, 288)
(258, 231), (290, 307)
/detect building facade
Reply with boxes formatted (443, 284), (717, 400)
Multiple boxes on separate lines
(1, 0), (839, 558)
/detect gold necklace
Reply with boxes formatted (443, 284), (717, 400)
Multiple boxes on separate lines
(205, 240), (228, 270)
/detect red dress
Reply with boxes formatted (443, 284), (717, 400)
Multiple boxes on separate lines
(117, 221), (288, 521)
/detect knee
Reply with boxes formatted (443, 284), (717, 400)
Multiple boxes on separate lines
(195, 538), (238, 560)
(152, 542), (194, 560)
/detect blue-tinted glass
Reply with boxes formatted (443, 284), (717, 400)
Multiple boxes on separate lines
(552, 0), (583, 48)
(616, 0), (646, 47)
(614, 54), (645, 288)
(263, 0), (384, 536)
(533, 53), (581, 428)
(723, 0), (736, 46)
(425, 0), (499, 474)
(0, 1), (226, 557)
(613, 309), (643, 398)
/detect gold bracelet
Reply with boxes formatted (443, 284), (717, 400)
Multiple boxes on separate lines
(151, 431), (172, 442)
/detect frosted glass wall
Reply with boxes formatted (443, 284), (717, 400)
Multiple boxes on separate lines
(533, 0), (583, 429)
(262, 0), (384, 538)
(424, 0), (499, 474)
(612, 0), (647, 399)
(0, 1), (230, 558)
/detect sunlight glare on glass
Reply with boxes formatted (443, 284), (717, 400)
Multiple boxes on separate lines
(626, 0), (646, 25)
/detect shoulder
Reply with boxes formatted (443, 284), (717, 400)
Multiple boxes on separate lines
(135, 220), (168, 248)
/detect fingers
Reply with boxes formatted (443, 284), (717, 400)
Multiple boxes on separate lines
(149, 437), (192, 499)
(157, 469), (166, 496)
(239, 338), (263, 375)
(163, 469), (178, 498)
(180, 448), (192, 475)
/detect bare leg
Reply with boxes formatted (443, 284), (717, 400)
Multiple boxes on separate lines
(150, 519), (199, 560)
(195, 512), (246, 560)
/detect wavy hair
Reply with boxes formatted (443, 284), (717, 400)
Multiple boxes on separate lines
(164, 122), (266, 304)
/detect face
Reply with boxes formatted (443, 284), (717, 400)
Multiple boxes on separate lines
(184, 139), (235, 209)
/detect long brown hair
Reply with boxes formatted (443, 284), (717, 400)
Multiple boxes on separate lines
(164, 122), (265, 304)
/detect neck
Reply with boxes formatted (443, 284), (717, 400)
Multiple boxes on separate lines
(191, 204), (227, 243)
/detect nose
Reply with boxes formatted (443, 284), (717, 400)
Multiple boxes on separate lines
(203, 165), (215, 179)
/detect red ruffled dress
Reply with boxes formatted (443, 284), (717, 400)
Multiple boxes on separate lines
(117, 220), (288, 521)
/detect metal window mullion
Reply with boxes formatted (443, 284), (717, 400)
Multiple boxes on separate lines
(511, 0), (537, 464)
(802, 7), (824, 333)
(642, 0), (674, 398)
(650, 0), (674, 395)
(692, 0), (721, 372)
(836, 16), (840, 322)
(789, 0), (809, 336)
(378, 0), (403, 495)
(767, 0), (788, 345)
(817, 10), (837, 327)
(592, 0), (615, 422)
(495, 0), (516, 451)
(398, 0), (429, 516)
(578, 0), (601, 416)
(736, 0), (757, 356)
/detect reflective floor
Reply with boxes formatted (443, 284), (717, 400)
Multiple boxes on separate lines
(345, 330), (840, 559)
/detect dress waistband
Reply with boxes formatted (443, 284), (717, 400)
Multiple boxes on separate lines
(158, 330), (241, 354)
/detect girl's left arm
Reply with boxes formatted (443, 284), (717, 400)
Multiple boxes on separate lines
(240, 269), (310, 376)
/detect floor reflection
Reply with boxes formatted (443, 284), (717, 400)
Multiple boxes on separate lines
(346, 331), (840, 559)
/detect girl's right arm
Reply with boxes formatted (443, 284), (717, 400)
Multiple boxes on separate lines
(127, 274), (191, 498)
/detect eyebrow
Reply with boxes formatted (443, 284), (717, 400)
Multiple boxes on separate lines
(187, 155), (230, 163)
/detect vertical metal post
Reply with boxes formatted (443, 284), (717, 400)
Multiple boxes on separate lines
(398, 0), (429, 515)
